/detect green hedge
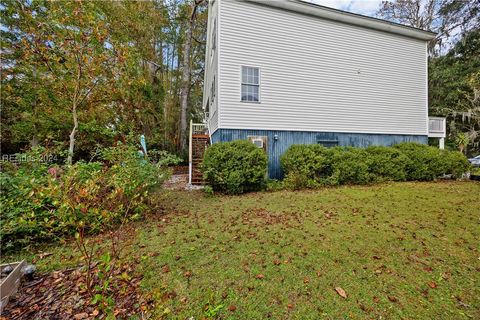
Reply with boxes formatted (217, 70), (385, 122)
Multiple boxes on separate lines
(281, 143), (470, 189)
(202, 140), (268, 194)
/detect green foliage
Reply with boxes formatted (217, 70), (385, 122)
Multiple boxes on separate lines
(0, 148), (60, 251)
(364, 146), (408, 182)
(203, 185), (214, 197)
(281, 143), (470, 189)
(148, 150), (183, 167)
(441, 149), (471, 178)
(0, 143), (169, 252)
(202, 140), (268, 194)
(429, 30), (480, 155)
(281, 144), (332, 189)
(393, 143), (447, 181)
(329, 147), (371, 185)
(265, 179), (285, 192)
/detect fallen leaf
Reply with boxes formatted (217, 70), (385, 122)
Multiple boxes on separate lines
(335, 287), (347, 299)
(372, 255), (381, 260)
(287, 303), (294, 309)
(303, 277), (309, 284)
(273, 259), (281, 265)
(228, 305), (237, 312)
(91, 309), (99, 317)
(428, 282), (437, 289)
(162, 265), (170, 273)
(256, 274), (265, 279)
(74, 313), (88, 320)
(388, 296), (398, 303)
(39, 252), (53, 259)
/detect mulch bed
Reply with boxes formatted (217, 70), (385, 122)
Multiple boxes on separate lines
(1, 264), (151, 320)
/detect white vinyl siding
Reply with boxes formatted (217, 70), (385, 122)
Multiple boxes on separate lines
(217, 0), (428, 136)
(203, 0), (219, 133)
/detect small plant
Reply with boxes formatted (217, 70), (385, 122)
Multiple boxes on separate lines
(203, 185), (214, 197)
(455, 132), (470, 155)
(202, 140), (268, 194)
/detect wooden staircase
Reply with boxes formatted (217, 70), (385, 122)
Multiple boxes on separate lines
(189, 121), (209, 185)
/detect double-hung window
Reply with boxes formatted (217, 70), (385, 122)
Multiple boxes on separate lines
(241, 66), (259, 102)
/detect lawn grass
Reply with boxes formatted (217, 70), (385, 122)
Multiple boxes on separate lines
(5, 181), (480, 319)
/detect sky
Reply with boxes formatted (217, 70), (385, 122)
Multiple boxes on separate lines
(306, 0), (384, 17)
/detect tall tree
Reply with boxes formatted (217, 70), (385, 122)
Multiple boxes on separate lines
(377, 0), (479, 55)
(429, 30), (480, 154)
(179, 0), (205, 152)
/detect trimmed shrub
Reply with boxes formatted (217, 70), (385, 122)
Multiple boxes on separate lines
(280, 142), (470, 190)
(365, 146), (408, 182)
(441, 150), (471, 178)
(202, 140), (268, 194)
(329, 147), (371, 185)
(281, 144), (332, 189)
(393, 142), (446, 181)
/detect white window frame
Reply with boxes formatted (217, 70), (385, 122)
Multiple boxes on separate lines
(240, 66), (260, 103)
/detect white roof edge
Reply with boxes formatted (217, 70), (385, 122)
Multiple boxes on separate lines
(245, 0), (437, 41)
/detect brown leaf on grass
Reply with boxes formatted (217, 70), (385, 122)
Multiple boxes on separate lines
(303, 277), (309, 284)
(74, 313), (88, 320)
(162, 265), (170, 273)
(256, 274), (265, 279)
(335, 287), (347, 299)
(373, 296), (380, 303)
(388, 296), (398, 303)
(287, 303), (294, 309)
(423, 266), (433, 272)
(273, 259), (281, 265)
(428, 281), (437, 288)
(372, 255), (381, 260)
(39, 252), (53, 259)
(228, 305), (237, 312)
(184, 271), (192, 278)
(358, 302), (372, 312)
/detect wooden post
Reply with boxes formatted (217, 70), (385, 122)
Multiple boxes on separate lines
(188, 120), (193, 185)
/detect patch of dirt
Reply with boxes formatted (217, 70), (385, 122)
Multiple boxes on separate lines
(163, 174), (188, 190)
(2, 264), (150, 320)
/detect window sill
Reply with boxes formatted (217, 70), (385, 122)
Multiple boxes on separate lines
(240, 101), (261, 104)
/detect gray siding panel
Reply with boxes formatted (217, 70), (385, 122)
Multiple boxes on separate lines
(211, 129), (427, 179)
(218, 0), (428, 136)
(204, 0), (219, 133)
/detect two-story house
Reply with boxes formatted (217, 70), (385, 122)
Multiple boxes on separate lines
(200, 0), (445, 180)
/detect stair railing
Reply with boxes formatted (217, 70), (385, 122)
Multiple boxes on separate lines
(189, 121), (208, 185)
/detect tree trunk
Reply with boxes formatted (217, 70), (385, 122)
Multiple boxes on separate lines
(67, 103), (78, 165)
(179, 1), (201, 151)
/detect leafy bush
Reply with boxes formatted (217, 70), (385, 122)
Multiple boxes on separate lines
(329, 147), (370, 185)
(0, 143), (169, 252)
(394, 143), (447, 181)
(202, 140), (268, 194)
(441, 149), (471, 178)
(281, 144), (332, 189)
(280, 142), (470, 190)
(364, 146), (408, 182)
